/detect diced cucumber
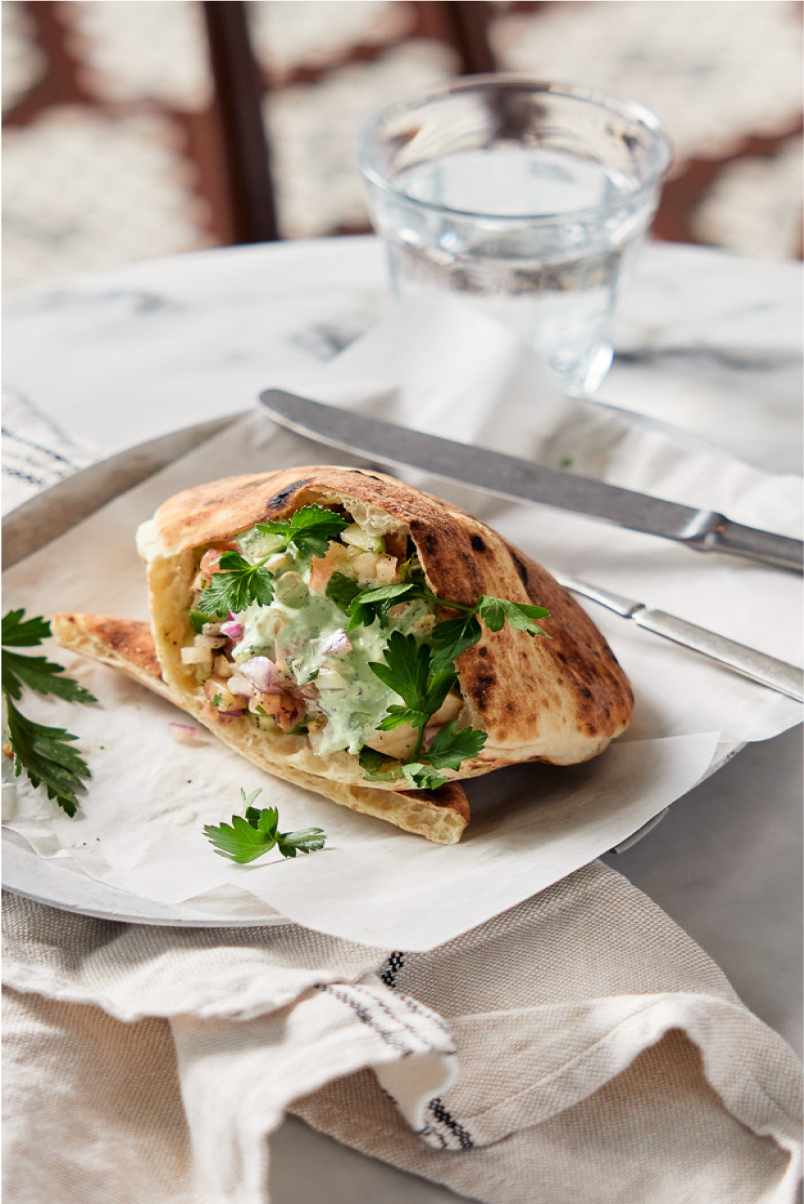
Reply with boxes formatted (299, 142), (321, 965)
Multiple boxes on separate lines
(341, 524), (385, 553)
(238, 528), (286, 560)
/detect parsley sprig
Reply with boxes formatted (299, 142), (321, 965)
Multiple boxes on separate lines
(2, 609), (96, 816)
(204, 788), (327, 863)
(370, 632), (457, 744)
(199, 550), (275, 617)
(256, 504), (349, 559)
(359, 717), (487, 791)
(328, 578), (549, 659)
(358, 632), (488, 790)
(198, 505), (349, 617)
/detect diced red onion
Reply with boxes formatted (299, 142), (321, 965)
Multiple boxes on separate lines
(220, 618), (243, 640)
(227, 673), (255, 698)
(284, 703), (306, 730)
(241, 656), (279, 692)
(215, 710), (242, 723)
(321, 629), (351, 655)
(168, 722), (206, 745)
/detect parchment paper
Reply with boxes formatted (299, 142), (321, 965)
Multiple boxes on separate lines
(3, 297), (801, 948)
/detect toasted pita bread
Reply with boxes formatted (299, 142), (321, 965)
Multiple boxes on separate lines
(135, 467), (632, 788)
(51, 613), (471, 845)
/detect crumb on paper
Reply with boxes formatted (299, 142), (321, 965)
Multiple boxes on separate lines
(169, 722), (208, 746)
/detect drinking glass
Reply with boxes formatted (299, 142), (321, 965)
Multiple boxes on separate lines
(359, 76), (672, 395)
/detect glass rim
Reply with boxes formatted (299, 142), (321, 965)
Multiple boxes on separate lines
(358, 75), (674, 225)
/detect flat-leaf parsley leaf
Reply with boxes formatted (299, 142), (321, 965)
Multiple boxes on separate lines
(198, 551), (275, 616)
(204, 788), (327, 863)
(257, 504), (349, 559)
(423, 721), (487, 772)
(2, 609), (95, 816)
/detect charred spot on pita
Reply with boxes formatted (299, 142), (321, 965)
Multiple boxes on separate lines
(266, 479), (310, 511)
(472, 672), (496, 709)
(510, 550), (529, 587)
(471, 534), (487, 553)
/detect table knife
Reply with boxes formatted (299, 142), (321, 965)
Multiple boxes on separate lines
(259, 389), (802, 573)
(554, 572), (804, 703)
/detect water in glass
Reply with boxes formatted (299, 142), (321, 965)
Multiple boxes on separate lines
(381, 147), (649, 395)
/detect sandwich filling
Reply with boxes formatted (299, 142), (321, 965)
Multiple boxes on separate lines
(179, 503), (506, 790)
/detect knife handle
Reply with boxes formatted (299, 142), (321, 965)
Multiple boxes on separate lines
(707, 517), (803, 573)
(632, 608), (804, 702)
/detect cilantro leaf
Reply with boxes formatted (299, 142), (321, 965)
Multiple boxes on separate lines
(476, 596), (550, 636)
(5, 697), (89, 817)
(423, 721), (487, 771)
(2, 649), (97, 704)
(198, 550), (274, 616)
(1, 609), (52, 647)
(257, 504), (349, 559)
(205, 789), (327, 863)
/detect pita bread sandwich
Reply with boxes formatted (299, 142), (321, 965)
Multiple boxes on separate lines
(54, 466), (633, 844)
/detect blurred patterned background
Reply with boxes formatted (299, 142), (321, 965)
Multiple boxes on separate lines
(3, 0), (802, 291)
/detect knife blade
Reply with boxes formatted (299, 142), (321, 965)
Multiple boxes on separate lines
(259, 389), (803, 573)
(553, 571), (804, 702)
